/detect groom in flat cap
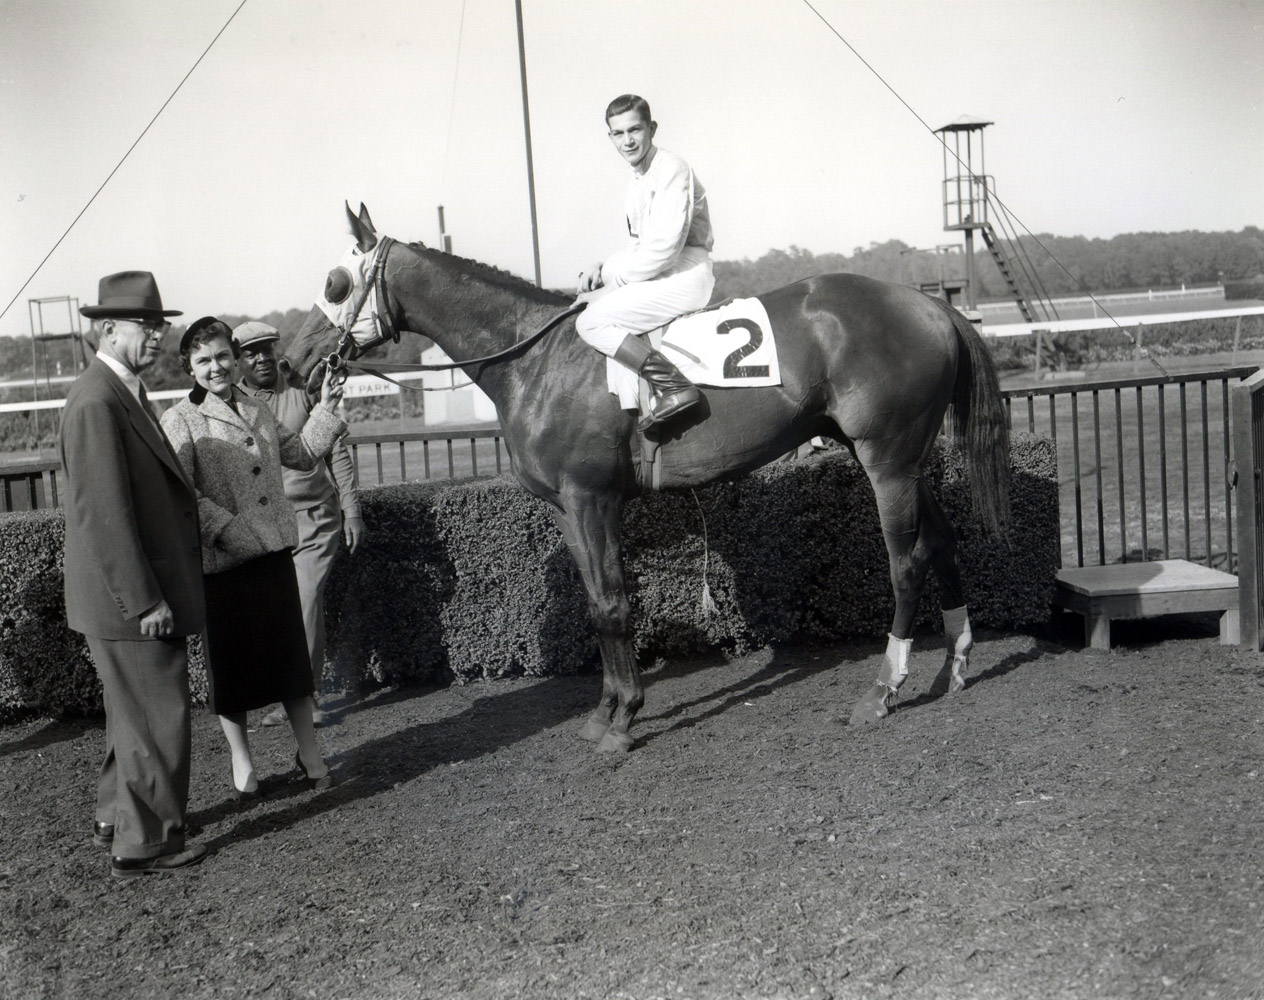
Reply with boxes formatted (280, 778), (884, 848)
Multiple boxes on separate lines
(60, 271), (208, 878)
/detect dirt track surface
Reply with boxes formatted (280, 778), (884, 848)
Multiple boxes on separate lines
(2, 620), (1262, 1000)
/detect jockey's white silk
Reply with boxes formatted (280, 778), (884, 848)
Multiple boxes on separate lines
(315, 241), (383, 348)
(605, 296), (783, 408)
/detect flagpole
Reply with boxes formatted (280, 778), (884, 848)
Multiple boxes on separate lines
(515, 0), (543, 287)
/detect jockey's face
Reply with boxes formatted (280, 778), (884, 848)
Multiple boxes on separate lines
(607, 110), (656, 173)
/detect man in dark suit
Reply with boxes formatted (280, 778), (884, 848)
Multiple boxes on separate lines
(60, 271), (209, 878)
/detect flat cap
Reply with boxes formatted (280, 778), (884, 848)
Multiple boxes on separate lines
(232, 321), (281, 349)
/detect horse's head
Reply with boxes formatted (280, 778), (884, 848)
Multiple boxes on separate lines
(288, 201), (573, 392)
(287, 201), (402, 391)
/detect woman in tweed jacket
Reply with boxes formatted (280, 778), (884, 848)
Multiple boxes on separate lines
(161, 317), (346, 796)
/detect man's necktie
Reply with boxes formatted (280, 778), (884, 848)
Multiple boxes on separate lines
(138, 385), (176, 454)
(138, 385), (160, 424)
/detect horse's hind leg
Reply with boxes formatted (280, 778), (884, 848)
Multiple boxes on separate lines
(916, 480), (973, 698)
(848, 465), (937, 726)
(550, 494), (643, 753)
(849, 473), (973, 725)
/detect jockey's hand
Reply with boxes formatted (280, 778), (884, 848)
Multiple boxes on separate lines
(577, 262), (604, 294)
(319, 365), (346, 409)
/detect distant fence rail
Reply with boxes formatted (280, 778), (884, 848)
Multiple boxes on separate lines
(4, 371), (1261, 577)
(976, 284), (1226, 316)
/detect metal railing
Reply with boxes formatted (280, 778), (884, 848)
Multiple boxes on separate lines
(1231, 369), (1264, 647)
(1004, 366), (1256, 571)
(344, 425), (505, 486)
(0, 424), (507, 514)
(4, 371), (1259, 578)
(0, 459), (60, 514)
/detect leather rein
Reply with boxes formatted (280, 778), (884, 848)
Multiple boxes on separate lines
(309, 236), (585, 394)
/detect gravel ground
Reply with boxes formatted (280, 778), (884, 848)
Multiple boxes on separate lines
(2, 615), (1262, 1000)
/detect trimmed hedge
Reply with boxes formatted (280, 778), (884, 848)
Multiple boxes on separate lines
(0, 435), (1057, 716)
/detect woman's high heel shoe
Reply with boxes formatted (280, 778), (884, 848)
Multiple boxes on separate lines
(233, 768), (261, 801)
(294, 751), (334, 791)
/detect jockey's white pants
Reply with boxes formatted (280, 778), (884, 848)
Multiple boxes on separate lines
(575, 249), (715, 357)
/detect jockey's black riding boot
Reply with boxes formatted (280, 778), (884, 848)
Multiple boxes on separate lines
(613, 334), (702, 433)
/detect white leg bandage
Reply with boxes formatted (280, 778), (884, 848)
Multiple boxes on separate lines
(877, 633), (913, 691)
(942, 605), (972, 692)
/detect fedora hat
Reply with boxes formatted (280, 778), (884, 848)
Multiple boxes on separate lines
(80, 271), (183, 319)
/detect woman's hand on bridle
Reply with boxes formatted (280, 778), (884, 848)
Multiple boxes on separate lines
(319, 364), (346, 409)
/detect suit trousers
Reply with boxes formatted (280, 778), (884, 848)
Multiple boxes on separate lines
(88, 635), (191, 859)
(292, 493), (343, 691)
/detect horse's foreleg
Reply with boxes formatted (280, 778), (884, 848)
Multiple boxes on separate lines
(550, 498), (643, 753)
(849, 467), (932, 726)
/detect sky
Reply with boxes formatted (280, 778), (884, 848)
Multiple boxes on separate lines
(1, 0), (1262, 340)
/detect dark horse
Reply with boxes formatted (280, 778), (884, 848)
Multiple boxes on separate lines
(289, 203), (1010, 751)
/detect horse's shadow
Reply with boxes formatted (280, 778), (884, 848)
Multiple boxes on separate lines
(190, 639), (868, 851)
(633, 640), (874, 747)
(0, 716), (103, 758)
(895, 629), (1076, 711)
(188, 671), (592, 851)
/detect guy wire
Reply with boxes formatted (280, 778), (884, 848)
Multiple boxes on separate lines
(797, 0), (1169, 378)
(1, 0), (252, 323)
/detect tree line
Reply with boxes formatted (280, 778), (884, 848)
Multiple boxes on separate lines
(712, 227), (1264, 302)
(3, 226), (1262, 398)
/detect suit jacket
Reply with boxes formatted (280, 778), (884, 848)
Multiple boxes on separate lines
(59, 359), (205, 639)
(160, 384), (346, 575)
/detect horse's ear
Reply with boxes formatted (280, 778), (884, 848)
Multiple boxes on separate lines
(341, 200), (373, 253)
(345, 201), (377, 253)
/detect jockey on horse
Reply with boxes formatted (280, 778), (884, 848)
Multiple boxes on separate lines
(576, 94), (713, 434)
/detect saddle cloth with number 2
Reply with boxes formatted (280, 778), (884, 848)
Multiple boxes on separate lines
(605, 297), (783, 408)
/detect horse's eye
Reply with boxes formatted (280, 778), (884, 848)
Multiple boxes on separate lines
(325, 267), (353, 304)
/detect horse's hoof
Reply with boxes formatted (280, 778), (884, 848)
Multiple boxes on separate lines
(928, 671), (965, 697)
(930, 654), (968, 697)
(577, 716), (611, 743)
(848, 683), (892, 726)
(595, 729), (634, 753)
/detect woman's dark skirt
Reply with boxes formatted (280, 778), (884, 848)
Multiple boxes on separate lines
(202, 549), (314, 715)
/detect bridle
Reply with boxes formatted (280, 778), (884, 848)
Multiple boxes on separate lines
(306, 235), (585, 394)
(306, 236), (397, 393)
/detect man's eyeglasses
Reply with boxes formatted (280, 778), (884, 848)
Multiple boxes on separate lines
(115, 318), (171, 338)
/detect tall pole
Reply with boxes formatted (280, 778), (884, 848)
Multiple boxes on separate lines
(515, 0), (543, 287)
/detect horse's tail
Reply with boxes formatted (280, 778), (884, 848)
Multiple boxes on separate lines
(937, 299), (1011, 540)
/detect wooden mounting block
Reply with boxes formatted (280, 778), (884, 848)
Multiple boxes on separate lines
(1054, 559), (1240, 651)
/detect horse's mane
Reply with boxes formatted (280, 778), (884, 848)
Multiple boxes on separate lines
(406, 241), (570, 307)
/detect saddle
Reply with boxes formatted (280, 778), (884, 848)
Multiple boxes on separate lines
(624, 297), (783, 491)
(606, 296), (783, 412)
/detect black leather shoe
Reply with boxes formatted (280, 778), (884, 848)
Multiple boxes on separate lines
(110, 843), (208, 879)
(233, 767), (262, 802)
(93, 822), (114, 849)
(294, 751), (335, 791)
